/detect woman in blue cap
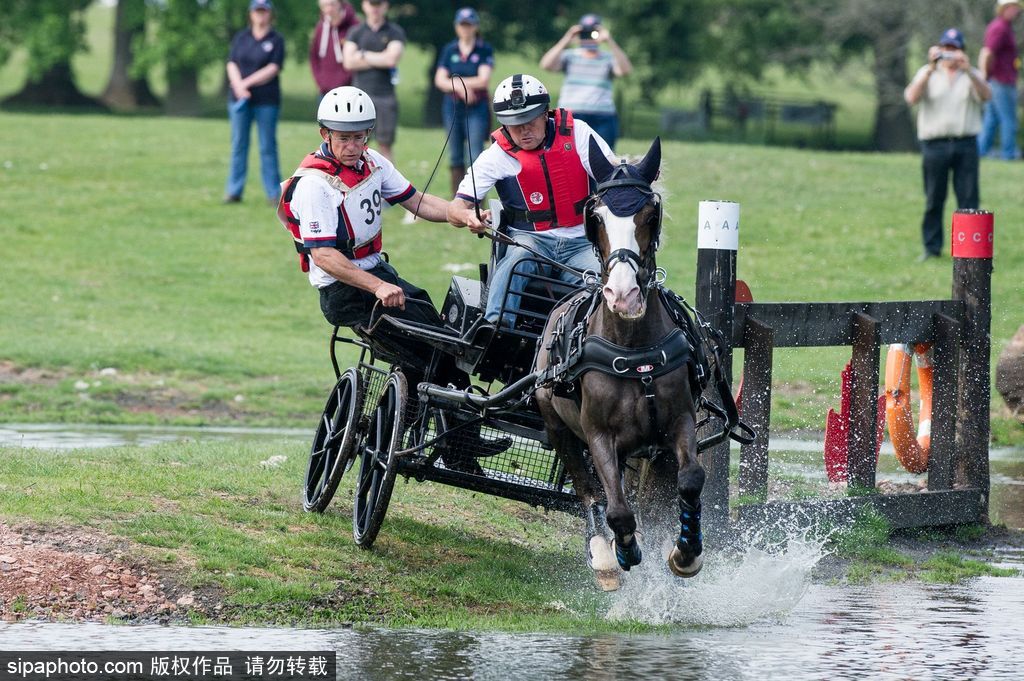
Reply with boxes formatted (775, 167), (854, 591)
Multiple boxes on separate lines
(433, 7), (495, 196)
(224, 0), (286, 204)
(540, 13), (632, 150)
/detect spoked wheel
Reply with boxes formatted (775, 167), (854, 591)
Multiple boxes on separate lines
(352, 371), (407, 548)
(303, 368), (364, 513)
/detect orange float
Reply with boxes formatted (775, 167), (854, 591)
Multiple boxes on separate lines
(883, 343), (933, 474)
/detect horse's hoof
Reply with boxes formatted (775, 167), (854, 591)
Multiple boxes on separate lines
(588, 536), (621, 591)
(668, 546), (703, 578)
(612, 537), (643, 571)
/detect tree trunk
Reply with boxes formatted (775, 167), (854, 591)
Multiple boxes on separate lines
(871, 31), (916, 152)
(164, 66), (203, 117)
(2, 61), (105, 109)
(996, 325), (1024, 419)
(101, 0), (159, 110)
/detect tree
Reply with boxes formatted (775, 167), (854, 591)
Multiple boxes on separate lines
(602, 0), (718, 105)
(102, 0), (159, 110)
(1, 0), (104, 108)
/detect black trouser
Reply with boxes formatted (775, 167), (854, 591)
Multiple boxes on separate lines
(318, 261), (470, 393)
(920, 136), (979, 256)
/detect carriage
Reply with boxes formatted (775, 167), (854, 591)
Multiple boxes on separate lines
(301, 141), (752, 583)
(301, 225), (589, 548)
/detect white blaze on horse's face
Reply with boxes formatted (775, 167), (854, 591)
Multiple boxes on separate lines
(597, 205), (645, 319)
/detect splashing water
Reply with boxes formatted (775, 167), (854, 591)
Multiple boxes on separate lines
(605, 515), (834, 627)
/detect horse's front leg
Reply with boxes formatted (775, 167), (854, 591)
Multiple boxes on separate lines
(588, 432), (642, 572)
(668, 410), (705, 578)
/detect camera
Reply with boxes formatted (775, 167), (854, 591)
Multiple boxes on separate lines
(581, 25), (600, 40)
(939, 50), (958, 61)
(508, 87), (526, 109)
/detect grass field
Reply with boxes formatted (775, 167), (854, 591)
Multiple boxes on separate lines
(0, 110), (1021, 444)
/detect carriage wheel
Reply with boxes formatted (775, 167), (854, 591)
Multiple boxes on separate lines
(352, 371), (407, 548)
(303, 368), (364, 513)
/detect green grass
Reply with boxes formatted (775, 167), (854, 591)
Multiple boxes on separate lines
(0, 441), (623, 630)
(0, 108), (1021, 446)
(918, 551), (1019, 584)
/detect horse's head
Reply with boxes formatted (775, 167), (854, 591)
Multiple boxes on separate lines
(585, 137), (662, 319)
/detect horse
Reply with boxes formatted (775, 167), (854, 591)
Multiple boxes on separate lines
(534, 136), (708, 590)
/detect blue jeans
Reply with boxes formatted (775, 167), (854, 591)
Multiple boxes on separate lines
(485, 230), (601, 325)
(572, 111), (619, 151)
(226, 101), (282, 200)
(442, 97), (491, 168)
(977, 81), (1018, 160)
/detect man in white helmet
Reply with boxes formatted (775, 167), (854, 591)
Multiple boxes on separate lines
(446, 73), (616, 328)
(278, 85), (510, 466)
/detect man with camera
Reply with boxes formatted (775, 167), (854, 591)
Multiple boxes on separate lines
(539, 14), (632, 150)
(904, 29), (991, 261)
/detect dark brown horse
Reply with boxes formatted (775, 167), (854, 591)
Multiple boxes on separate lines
(534, 137), (706, 590)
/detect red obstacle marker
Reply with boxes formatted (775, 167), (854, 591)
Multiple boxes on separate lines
(823, 362), (885, 483)
(733, 280), (752, 413)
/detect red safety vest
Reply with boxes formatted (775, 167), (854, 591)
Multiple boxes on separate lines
(277, 150), (383, 272)
(491, 109), (590, 231)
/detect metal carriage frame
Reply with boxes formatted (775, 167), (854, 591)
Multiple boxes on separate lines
(302, 255), (588, 548)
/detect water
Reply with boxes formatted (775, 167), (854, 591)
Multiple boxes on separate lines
(0, 423), (307, 450)
(1, 425), (1023, 678)
(2, 573), (1024, 679)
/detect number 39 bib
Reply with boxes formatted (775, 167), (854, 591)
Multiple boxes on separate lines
(338, 166), (384, 253)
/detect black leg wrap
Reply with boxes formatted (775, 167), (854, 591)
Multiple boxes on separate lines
(614, 535), (643, 571)
(676, 499), (703, 558)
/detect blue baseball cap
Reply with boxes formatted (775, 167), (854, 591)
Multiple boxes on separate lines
(249, 0), (273, 11)
(580, 13), (601, 30)
(455, 7), (479, 25)
(939, 28), (964, 50)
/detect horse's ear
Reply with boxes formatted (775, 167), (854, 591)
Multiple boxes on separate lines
(588, 135), (614, 183)
(636, 136), (662, 185)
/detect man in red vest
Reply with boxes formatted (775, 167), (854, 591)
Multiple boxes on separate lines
(447, 74), (616, 328)
(279, 86), (509, 466)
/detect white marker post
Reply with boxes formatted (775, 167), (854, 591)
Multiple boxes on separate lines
(695, 200), (740, 533)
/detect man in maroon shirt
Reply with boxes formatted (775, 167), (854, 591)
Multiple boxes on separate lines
(309, 0), (359, 95)
(978, 0), (1021, 159)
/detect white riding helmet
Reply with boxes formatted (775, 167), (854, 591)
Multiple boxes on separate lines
(492, 74), (550, 126)
(317, 86), (376, 132)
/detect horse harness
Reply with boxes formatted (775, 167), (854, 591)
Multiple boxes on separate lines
(535, 286), (714, 448)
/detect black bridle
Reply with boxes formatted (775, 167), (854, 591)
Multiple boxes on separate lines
(584, 162), (663, 294)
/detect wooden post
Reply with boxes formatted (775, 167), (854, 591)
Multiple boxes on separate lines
(847, 312), (880, 490)
(928, 313), (960, 491)
(951, 210), (993, 511)
(738, 317), (773, 501)
(696, 200), (739, 530)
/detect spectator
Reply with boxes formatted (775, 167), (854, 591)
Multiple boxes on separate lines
(309, 0), (359, 95)
(224, 0), (286, 204)
(343, 0), (405, 161)
(978, 0), (1021, 160)
(540, 13), (632, 150)
(905, 29), (991, 261)
(433, 7), (494, 197)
